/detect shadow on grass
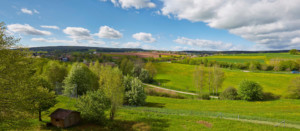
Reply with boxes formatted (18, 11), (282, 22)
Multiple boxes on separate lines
(40, 118), (169, 131)
(144, 102), (166, 108)
(153, 79), (170, 85)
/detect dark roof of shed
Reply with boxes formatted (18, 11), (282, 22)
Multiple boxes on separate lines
(49, 108), (80, 119)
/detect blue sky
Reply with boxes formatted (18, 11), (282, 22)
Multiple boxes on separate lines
(1, 0), (300, 51)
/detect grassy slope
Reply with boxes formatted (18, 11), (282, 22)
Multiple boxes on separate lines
(13, 95), (300, 131)
(154, 62), (298, 95)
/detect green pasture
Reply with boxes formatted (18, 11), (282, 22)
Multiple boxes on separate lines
(8, 95), (300, 131)
(154, 63), (299, 95)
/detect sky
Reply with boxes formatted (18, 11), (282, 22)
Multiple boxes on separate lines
(1, 0), (300, 51)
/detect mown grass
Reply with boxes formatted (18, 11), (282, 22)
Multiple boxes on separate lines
(154, 62), (298, 95)
(9, 95), (300, 131)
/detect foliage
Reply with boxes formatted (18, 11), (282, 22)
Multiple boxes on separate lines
(199, 93), (210, 100)
(212, 65), (225, 95)
(144, 62), (157, 79)
(123, 76), (146, 106)
(43, 61), (68, 91)
(262, 92), (280, 101)
(194, 65), (206, 94)
(220, 87), (239, 100)
(238, 80), (263, 101)
(27, 86), (56, 121)
(285, 77), (300, 99)
(63, 63), (98, 96)
(99, 65), (124, 120)
(119, 58), (134, 75)
(289, 49), (299, 55)
(0, 22), (36, 122)
(76, 90), (111, 123)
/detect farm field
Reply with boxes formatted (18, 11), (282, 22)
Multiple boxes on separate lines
(154, 62), (299, 95)
(104, 52), (181, 58)
(6, 96), (300, 131)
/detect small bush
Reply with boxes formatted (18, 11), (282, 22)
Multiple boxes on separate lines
(124, 76), (146, 106)
(200, 93), (210, 100)
(238, 80), (263, 101)
(263, 92), (280, 101)
(220, 87), (239, 100)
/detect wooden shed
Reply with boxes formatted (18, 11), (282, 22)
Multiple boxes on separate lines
(49, 108), (81, 128)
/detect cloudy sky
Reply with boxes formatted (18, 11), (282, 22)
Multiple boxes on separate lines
(1, 0), (300, 51)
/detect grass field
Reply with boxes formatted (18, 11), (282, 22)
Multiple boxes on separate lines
(154, 62), (299, 95)
(191, 53), (299, 64)
(7, 95), (300, 131)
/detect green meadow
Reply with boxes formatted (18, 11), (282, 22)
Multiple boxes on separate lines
(154, 62), (299, 95)
(8, 95), (300, 131)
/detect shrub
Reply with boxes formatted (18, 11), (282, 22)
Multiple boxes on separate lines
(263, 92), (280, 101)
(220, 87), (239, 100)
(289, 49), (299, 55)
(76, 90), (111, 123)
(200, 93), (210, 100)
(238, 80), (263, 101)
(124, 76), (146, 106)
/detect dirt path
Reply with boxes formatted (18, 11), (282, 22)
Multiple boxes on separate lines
(222, 117), (300, 129)
(143, 83), (198, 96)
(143, 83), (219, 99)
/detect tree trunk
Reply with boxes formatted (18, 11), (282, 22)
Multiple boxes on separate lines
(110, 106), (115, 120)
(39, 110), (42, 121)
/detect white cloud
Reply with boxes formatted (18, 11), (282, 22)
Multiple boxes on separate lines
(104, 0), (155, 9)
(291, 37), (300, 44)
(31, 37), (106, 45)
(123, 42), (141, 48)
(174, 37), (234, 51)
(21, 8), (39, 15)
(7, 24), (51, 35)
(132, 32), (156, 43)
(63, 27), (93, 40)
(161, 0), (300, 49)
(142, 44), (156, 50)
(31, 38), (75, 44)
(98, 26), (122, 39)
(40, 25), (60, 30)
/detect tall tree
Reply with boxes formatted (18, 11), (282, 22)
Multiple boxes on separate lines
(119, 58), (134, 75)
(144, 62), (157, 79)
(99, 66), (124, 120)
(27, 86), (56, 121)
(0, 22), (35, 121)
(194, 65), (206, 95)
(212, 65), (225, 95)
(43, 61), (68, 91)
(63, 63), (98, 97)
